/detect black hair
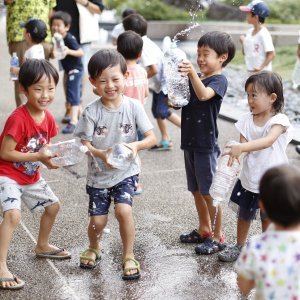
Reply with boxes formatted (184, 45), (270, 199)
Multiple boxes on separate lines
(50, 11), (72, 27)
(245, 71), (284, 113)
(197, 31), (236, 67)
(259, 165), (300, 227)
(18, 59), (59, 90)
(251, 12), (265, 24)
(88, 49), (127, 79)
(122, 8), (136, 19)
(25, 19), (47, 44)
(117, 30), (143, 60)
(122, 13), (147, 37)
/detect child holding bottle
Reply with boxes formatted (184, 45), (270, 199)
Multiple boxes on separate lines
(218, 71), (294, 262)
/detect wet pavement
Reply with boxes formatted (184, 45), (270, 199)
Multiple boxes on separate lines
(1, 16), (300, 300)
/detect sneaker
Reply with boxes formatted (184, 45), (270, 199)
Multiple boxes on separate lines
(218, 244), (242, 262)
(296, 145), (300, 155)
(150, 139), (173, 151)
(62, 123), (76, 134)
(61, 115), (71, 124)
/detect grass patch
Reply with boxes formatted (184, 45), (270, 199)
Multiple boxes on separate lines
(231, 45), (298, 81)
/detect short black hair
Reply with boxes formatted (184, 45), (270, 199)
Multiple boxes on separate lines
(122, 13), (147, 37)
(50, 11), (72, 27)
(122, 8), (136, 19)
(245, 71), (284, 113)
(117, 30), (143, 60)
(197, 31), (236, 67)
(88, 49), (127, 79)
(260, 165), (300, 227)
(19, 59), (59, 90)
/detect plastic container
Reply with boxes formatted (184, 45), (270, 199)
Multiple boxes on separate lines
(10, 52), (19, 81)
(210, 141), (242, 207)
(292, 59), (300, 89)
(107, 144), (134, 170)
(163, 42), (190, 108)
(43, 139), (88, 167)
(53, 33), (66, 60)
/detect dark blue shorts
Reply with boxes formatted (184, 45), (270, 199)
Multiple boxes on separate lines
(86, 175), (138, 216)
(66, 69), (83, 106)
(230, 179), (266, 221)
(184, 149), (220, 195)
(151, 91), (171, 119)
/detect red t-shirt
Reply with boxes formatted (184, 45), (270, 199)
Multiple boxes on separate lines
(0, 105), (58, 185)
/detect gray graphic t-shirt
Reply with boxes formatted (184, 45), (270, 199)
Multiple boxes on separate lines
(74, 96), (153, 188)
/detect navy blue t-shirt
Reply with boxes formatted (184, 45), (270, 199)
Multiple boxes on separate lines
(181, 74), (228, 153)
(61, 32), (83, 73)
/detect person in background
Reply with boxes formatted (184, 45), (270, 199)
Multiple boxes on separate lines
(239, 0), (275, 73)
(235, 164), (300, 299)
(4, 0), (55, 107)
(111, 8), (136, 46)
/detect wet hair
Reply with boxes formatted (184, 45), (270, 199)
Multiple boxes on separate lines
(197, 31), (236, 67)
(251, 12), (265, 24)
(88, 49), (127, 79)
(122, 8), (136, 19)
(18, 59), (59, 90)
(50, 11), (72, 27)
(123, 13), (147, 37)
(117, 30), (143, 60)
(245, 71), (284, 113)
(259, 165), (300, 227)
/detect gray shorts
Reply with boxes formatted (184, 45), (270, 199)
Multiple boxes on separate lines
(0, 176), (59, 214)
(184, 149), (219, 195)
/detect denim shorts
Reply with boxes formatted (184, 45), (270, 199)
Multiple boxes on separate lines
(86, 175), (138, 216)
(184, 149), (219, 195)
(66, 69), (83, 106)
(151, 91), (171, 119)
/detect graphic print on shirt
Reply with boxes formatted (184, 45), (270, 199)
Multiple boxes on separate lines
(95, 125), (108, 137)
(120, 123), (133, 137)
(13, 132), (47, 176)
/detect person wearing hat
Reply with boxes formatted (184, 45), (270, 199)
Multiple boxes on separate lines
(239, 0), (275, 73)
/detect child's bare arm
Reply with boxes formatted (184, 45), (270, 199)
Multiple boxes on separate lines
(64, 46), (84, 58)
(237, 274), (255, 296)
(146, 64), (158, 79)
(178, 60), (216, 101)
(126, 130), (156, 157)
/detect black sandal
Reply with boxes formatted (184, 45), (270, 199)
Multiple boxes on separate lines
(179, 229), (209, 243)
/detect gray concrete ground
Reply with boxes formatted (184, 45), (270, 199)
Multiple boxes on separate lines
(1, 16), (300, 300)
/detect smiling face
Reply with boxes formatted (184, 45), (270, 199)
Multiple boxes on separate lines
(89, 64), (127, 107)
(51, 18), (69, 37)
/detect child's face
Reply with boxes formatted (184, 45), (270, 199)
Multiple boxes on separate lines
(21, 75), (56, 112)
(246, 83), (276, 116)
(197, 46), (226, 76)
(51, 19), (69, 36)
(246, 12), (258, 24)
(90, 65), (127, 105)
(23, 29), (31, 44)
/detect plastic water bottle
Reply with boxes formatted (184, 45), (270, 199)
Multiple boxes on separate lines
(107, 144), (134, 170)
(292, 59), (300, 89)
(43, 139), (88, 167)
(10, 52), (19, 81)
(163, 42), (190, 107)
(210, 141), (241, 207)
(53, 33), (66, 60)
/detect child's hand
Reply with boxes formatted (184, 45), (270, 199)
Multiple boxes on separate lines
(178, 59), (192, 76)
(63, 46), (70, 56)
(222, 143), (242, 166)
(239, 35), (245, 44)
(125, 143), (138, 159)
(37, 147), (59, 169)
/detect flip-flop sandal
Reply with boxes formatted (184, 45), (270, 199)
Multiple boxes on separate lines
(180, 229), (211, 243)
(122, 257), (141, 280)
(36, 247), (71, 259)
(80, 248), (101, 270)
(0, 275), (25, 290)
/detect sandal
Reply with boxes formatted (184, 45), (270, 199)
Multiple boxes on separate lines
(122, 257), (141, 280)
(180, 229), (211, 243)
(0, 275), (25, 290)
(195, 236), (226, 255)
(80, 248), (101, 269)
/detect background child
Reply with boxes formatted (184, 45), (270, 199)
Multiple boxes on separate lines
(218, 71), (294, 263)
(117, 30), (149, 195)
(235, 164), (300, 298)
(178, 31), (236, 255)
(239, 0), (275, 73)
(50, 11), (84, 134)
(0, 59), (71, 290)
(74, 49), (156, 280)
(123, 13), (181, 150)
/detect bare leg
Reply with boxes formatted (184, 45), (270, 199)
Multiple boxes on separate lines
(70, 105), (80, 125)
(0, 209), (23, 288)
(236, 218), (251, 246)
(167, 112), (181, 128)
(156, 118), (169, 141)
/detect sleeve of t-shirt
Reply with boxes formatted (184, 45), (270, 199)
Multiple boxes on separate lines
(65, 34), (81, 50)
(261, 28), (275, 52)
(268, 113), (294, 144)
(3, 114), (26, 144)
(207, 75), (228, 99)
(50, 0), (56, 9)
(134, 102), (154, 134)
(235, 112), (251, 139)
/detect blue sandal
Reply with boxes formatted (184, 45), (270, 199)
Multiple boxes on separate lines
(195, 237), (226, 255)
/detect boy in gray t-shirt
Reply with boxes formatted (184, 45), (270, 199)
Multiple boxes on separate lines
(74, 49), (156, 280)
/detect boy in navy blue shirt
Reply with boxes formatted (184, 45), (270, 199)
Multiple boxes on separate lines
(178, 31), (235, 255)
(50, 11), (84, 134)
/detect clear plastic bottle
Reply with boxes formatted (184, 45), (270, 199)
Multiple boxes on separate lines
(107, 144), (134, 170)
(43, 139), (88, 167)
(53, 33), (66, 60)
(292, 58), (300, 89)
(210, 141), (242, 207)
(163, 42), (190, 107)
(10, 52), (19, 81)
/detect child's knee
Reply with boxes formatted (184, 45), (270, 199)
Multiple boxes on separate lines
(115, 204), (132, 221)
(45, 201), (61, 216)
(3, 209), (21, 227)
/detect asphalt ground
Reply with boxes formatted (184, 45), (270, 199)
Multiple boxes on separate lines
(1, 16), (300, 300)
